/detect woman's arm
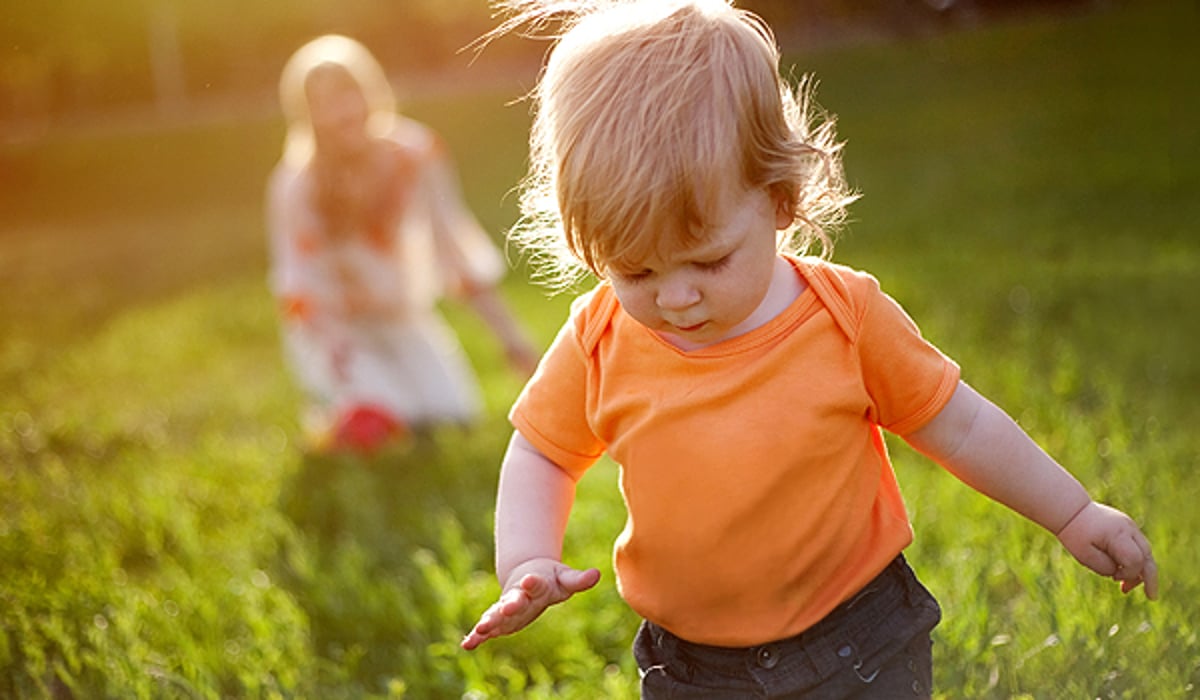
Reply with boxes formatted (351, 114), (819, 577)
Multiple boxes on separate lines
(904, 380), (1157, 598)
(464, 288), (541, 377)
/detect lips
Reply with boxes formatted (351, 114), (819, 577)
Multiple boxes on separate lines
(672, 321), (707, 333)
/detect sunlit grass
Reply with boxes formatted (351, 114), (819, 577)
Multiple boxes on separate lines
(2, 1), (1197, 697)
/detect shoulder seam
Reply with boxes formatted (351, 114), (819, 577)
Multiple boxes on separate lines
(574, 285), (620, 355)
(799, 259), (864, 343)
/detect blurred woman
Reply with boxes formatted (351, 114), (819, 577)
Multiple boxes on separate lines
(266, 34), (538, 453)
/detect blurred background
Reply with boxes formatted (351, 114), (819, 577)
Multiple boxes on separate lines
(1, 1), (1196, 698)
(2, 0), (1106, 133)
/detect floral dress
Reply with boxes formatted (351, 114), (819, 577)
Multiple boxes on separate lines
(266, 119), (505, 435)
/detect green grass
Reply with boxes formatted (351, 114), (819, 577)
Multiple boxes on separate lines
(1, 1), (1197, 697)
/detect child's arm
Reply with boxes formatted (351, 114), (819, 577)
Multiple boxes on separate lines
(904, 380), (1158, 599)
(461, 432), (601, 650)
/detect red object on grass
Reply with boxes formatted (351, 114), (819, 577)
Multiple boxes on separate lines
(332, 404), (407, 453)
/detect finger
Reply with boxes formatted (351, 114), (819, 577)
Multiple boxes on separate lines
(1131, 528), (1153, 559)
(1101, 532), (1145, 583)
(1125, 528), (1158, 600)
(1076, 544), (1119, 577)
(498, 586), (536, 616)
(557, 567), (601, 593)
(519, 573), (551, 597)
(484, 581), (541, 629)
(462, 611), (502, 650)
(461, 629), (487, 650)
(1109, 532), (1146, 571)
(462, 616), (511, 650)
(1140, 556), (1159, 600)
(1113, 531), (1159, 588)
(468, 604), (505, 637)
(466, 599), (532, 648)
(497, 574), (550, 616)
(1113, 554), (1158, 599)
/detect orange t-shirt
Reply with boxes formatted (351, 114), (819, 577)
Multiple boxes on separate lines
(510, 257), (960, 646)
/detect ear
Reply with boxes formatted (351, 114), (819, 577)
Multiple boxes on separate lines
(772, 189), (796, 230)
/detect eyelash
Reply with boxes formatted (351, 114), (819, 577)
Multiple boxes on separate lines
(612, 255), (731, 284)
(617, 270), (652, 285)
(698, 255), (732, 272)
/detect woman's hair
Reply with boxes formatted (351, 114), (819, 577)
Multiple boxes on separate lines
(278, 34), (397, 166)
(489, 0), (855, 290)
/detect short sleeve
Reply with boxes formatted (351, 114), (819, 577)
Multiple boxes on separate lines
(856, 281), (960, 435)
(508, 300), (607, 479)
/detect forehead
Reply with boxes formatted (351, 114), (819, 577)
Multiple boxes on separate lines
(305, 64), (363, 101)
(610, 185), (769, 268)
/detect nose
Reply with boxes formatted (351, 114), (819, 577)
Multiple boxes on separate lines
(655, 273), (700, 311)
(328, 104), (364, 135)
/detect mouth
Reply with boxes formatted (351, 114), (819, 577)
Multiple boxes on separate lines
(671, 321), (708, 333)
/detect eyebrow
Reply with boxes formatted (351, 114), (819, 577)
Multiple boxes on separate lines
(636, 230), (737, 271)
(685, 197), (758, 258)
(607, 189), (762, 272)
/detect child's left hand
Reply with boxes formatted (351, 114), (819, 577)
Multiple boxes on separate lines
(1056, 501), (1158, 599)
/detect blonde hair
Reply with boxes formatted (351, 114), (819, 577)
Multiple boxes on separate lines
(489, 0), (855, 290)
(278, 34), (398, 166)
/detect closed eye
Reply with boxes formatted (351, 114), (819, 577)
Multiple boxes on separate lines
(612, 268), (653, 284)
(696, 254), (732, 272)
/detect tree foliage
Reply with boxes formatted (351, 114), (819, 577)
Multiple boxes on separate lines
(0, 0), (999, 121)
(0, 0), (500, 120)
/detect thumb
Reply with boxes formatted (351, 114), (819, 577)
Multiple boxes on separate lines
(556, 567), (601, 593)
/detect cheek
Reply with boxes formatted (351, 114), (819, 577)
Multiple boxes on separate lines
(611, 285), (658, 325)
(718, 280), (760, 316)
(719, 258), (774, 313)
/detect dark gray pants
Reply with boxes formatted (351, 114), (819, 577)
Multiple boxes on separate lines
(634, 555), (940, 699)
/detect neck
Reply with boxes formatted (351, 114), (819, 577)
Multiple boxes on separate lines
(730, 256), (805, 336)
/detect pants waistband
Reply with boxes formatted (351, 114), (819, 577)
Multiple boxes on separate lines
(644, 555), (936, 676)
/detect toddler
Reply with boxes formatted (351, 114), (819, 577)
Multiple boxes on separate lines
(461, 2), (1157, 697)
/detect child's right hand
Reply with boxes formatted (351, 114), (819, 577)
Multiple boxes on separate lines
(461, 558), (600, 651)
(1056, 501), (1159, 600)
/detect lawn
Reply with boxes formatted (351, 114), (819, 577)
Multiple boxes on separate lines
(1, 1), (1196, 697)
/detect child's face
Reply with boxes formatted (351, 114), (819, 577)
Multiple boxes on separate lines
(606, 184), (793, 350)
